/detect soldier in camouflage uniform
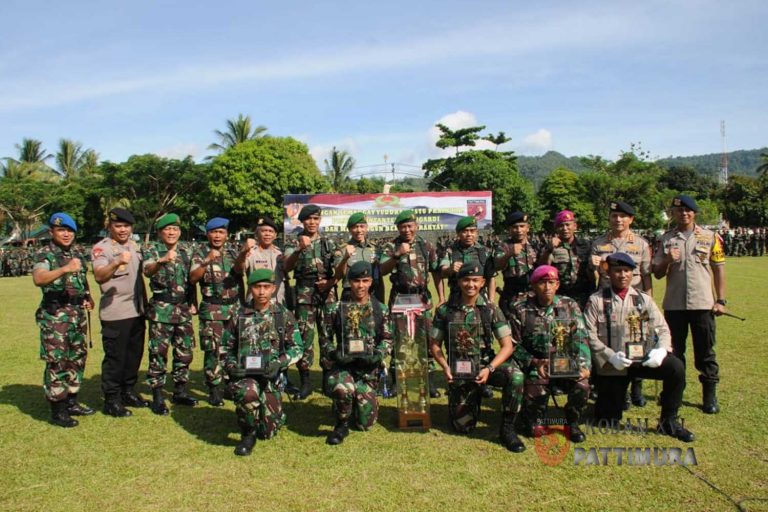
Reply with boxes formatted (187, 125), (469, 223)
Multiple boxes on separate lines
(283, 204), (337, 399)
(431, 265), (525, 452)
(508, 265), (591, 444)
(539, 210), (595, 309)
(380, 209), (442, 398)
(321, 261), (393, 445)
(333, 212), (383, 303)
(495, 211), (540, 321)
(142, 213), (198, 414)
(32, 213), (96, 428)
(190, 217), (249, 406)
(226, 269), (304, 456)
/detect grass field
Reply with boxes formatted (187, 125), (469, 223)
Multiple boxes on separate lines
(1, 259), (767, 512)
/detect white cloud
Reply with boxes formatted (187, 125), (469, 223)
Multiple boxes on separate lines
(519, 129), (553, 155)
(153, 143), (204, 160)
(426, 110), (496, 158)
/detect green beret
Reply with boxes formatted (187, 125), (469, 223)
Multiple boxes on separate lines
(395, 209), (416, 225)
(347, 212), (367, 228)
(347, 261), (372, 279)
(156, 213), (180, 230)
(457, 265), (483, 279)
(298, 204), (321, 221)
(455, 216), (477, 232)
(248, 268), (275, 285)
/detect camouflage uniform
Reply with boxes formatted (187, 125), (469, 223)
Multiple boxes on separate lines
(34, 242), (91, 402)
(509, 294), (591, 432)
(495, 239), (539, 319)
(544, 236), (595, 309)
(225, 303), (303, 439)
(192, 242), (243, 388)
(142, 241), (195, 389)
(333, 238), (383, 302)
(321, 299), (393, 429)
(284, 231), (337, 372)
(430, 297), (523, 433)
(440, 240), (495, 303)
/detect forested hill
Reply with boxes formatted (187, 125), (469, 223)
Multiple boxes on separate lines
(517, 148), (766, 185)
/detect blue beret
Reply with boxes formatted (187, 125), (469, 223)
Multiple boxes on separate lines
(606, 252), (637, 269)
(610, 201), (635, 216)
(49, 212), (77, 232)
(672, 195), (699, 213)
(206, 217), (229, 232)
(506, 211), (528, 224)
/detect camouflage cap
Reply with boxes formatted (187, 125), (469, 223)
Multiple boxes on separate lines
(455, 216), (477, 232)
(248, 268), (275, 285)
(156, 213), (180, 230)
(347, 212), (367, 228)
(298, 204), (321, 221)
(395, 209), (417, 225)
(456, 265), (483, 279)
(49, 212), (77, 232)
(672, 194), (699, 213)
(347, 260), (372, 279)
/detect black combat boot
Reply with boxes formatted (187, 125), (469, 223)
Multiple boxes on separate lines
(568, 423), (586, 443)
(297, 369), (312, 400)
(171, 382), (198, 406)
(428, 370), (441, 399)
(208, 385), (224, 407)
(234, 429), (257, 456)
(326, 421), (350, 445)
(480, 385), (494, 398)
(150, 387), (169, 416)
(657, 416), (695, 442)
(103, 396), (132, 417)
(50, 400), (78, 428)
(702, 382), (720, 414)
(500, 416), (525, 453)
(630, 379), (646, 407)
(66, 393), (95, 416)
(122, 389), (150, 408)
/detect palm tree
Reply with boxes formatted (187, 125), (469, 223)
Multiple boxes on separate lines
(0, 158), (58, 182)
(324, 146), (356, 192)
(14, 138), (52, 164)
(55, 139), (99, 178)
(207, 114), (268, 157)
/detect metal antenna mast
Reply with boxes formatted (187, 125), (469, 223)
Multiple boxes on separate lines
(720, 120), (729, 184)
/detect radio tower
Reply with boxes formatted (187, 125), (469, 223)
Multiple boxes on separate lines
(719, 120), (729, 184)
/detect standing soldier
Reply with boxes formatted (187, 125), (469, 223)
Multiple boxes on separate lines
(190, 217), (248, 406)
(539, 210), (595, 309)
(245, 215), (285, 305)
(32, 213), (95, 427)
(142, 213), (198, 415)
(652, 195), (726, 414)
(283, 204), (337, 399)
(590, 201), (652, 408)
(333, 212), (383, 303)
(225, 269), (304, 456)
(380, 209), (442, 398)
(430, 265), (525, 452)
(495, 211), (539, 320)
(92, 208), (148, 417)
(321, 261), (393, 445)
(508, 266), (591, 444)
(584, 253), (694, 441)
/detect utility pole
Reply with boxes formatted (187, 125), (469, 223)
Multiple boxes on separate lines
(720, 120), (728, 185)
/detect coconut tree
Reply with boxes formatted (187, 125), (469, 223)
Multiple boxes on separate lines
(324, 146), (356, 192)
(207, 114), (268, 157)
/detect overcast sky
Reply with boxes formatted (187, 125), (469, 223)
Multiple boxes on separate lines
(1, 0), (765, 177)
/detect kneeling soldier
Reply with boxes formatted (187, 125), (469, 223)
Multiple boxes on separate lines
(508, 265), (591, 444)
(226, 269), (304, 456)
(584, 253), (694, 442)
(321, 261), (393, 445)
(430, 265), (526, 452)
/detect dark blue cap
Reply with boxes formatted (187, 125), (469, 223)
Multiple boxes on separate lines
(610, 201), (635, 216)
(506, 211), (528, 224)
(206, 217), (229, 232)
(606, 252), (636, 269)
(672, 195), (699, 213)
(49, 212), (77, 232)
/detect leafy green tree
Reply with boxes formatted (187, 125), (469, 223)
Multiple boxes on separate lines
(722, 175), (766, 226)
(434, 123), (486, 156)
(207, 114), (268, 157)
(537, 167), (596, 230)
(324, 147), (356, 192)
(0, 169), (53, 240)
(658, 164), (718, 198)
(205, 137), (327, 228)
(482, 131), (511, 150)
(355, 176), (385, 193)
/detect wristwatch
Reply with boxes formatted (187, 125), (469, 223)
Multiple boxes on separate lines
(716, 299), (727, 306)
(486, 363), (496, 374)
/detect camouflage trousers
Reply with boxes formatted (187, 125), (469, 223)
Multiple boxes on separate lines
(521, 371), (589, 429)
(146, 320), (195, 388)
(448, 362), (523, 434)
(326, 369), (379, 429)
(295, 304), (324, 372)
(232, 377), (285, 439)
(36, 307), (87, 402)
(199, 317), (236, 387)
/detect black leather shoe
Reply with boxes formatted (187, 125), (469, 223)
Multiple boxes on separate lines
(481, 385), (494, 399)
(234, 432), (256, 456)
(208, 386), (224, 407)
(66, 394), (95, 416)
(150, 388), (169, 416)
(122, 390), (149, 408)
(326, 423), (350, 445)
(702, 383), (720, 414)
(568, 423), (586, 443)
(500, 421), (525, 453)
(657, 418), (695, 443)
(171, 384), (198, 406)
(50, 400), (78, 428)
(297, 370), (312, 400)
(103, 400), (132, 418)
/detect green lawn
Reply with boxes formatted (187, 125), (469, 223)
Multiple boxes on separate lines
(1, 259), (767, 511)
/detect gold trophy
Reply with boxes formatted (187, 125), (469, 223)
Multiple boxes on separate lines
(625, 312), (647, 361)
(549, 322), (579, 378)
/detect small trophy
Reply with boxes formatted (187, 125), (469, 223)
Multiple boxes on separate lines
(340, 303), (371, 357)
(625, 312), (649, 361)
(237, 317), (272, 376)
(449, 322), (481, 380)
(548, 322), (580, 379)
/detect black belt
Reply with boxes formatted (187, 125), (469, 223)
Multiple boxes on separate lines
(42, 292), (86, 307)
(151, 293), (185, 304)
(202, 296), (239, 305)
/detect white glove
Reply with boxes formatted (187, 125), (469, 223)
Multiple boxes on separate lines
(609, 351), (632, 370)
(642, 348), (667, 368)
